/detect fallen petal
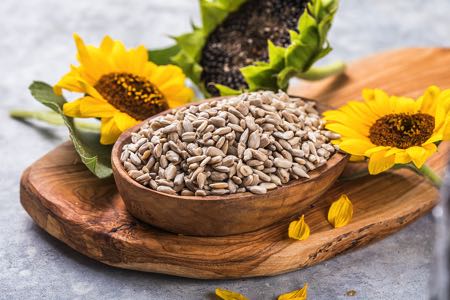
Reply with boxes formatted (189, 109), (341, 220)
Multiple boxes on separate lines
(278, 283), (308, 300)
(288, 215), (310, 241)
(328, 194), (353, 228)
(215, 288), (249, 300)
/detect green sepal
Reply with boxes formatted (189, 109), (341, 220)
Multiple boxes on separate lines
(214, 84), (242, 96)
(29, 81), (113, 179)
(170, 28), (207, 86)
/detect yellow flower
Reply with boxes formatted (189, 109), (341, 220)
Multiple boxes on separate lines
(328, 194), (353, 228)
(323, 86), (450, 174)
(288, 215), (310, 241)
(55, 34), (194, 144)
(215, 288), (249, 300)
(278, 283), (308, 300)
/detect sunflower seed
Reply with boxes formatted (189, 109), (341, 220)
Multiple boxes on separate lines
(128, 170), (143, 179)
(160, 124), (177, 134)
(210, 189), (230, 195)
(248, 131), (261, 149)
(210, 182), (229, 189)
(206, 146), (225, 157)
(130, 153), (142, 166)
(292, 165), (310, 179)
(197, 173), (207, 189)
(273, 158), (292, 169)
(239, 165), (253, 177)
(260, 182), (277, 190)
(247, 185), (267, 194)
(157, 186), (177, 195)
(164, 164), (177, 180)
(195, 190), (207, 196)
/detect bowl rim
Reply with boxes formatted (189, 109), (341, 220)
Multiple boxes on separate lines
(111, 96), (349, 202)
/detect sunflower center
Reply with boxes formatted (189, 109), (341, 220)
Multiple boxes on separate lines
(369, 113), (435, 149)
(94, 72), (168, 120)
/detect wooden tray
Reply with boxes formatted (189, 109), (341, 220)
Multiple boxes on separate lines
(20, 48), (450, 279)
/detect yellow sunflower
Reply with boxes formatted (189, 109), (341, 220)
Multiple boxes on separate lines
(55, 34), (194, 144)
(323, 86), (450, 175)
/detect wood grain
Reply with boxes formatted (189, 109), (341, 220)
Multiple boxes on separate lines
(20, 48), (450, 279)
(111, 99), (348, 236)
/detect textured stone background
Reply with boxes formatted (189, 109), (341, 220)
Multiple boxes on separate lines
(1, 0), (450, 299)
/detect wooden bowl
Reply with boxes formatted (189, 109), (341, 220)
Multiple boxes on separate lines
(112, 98), (348, 236)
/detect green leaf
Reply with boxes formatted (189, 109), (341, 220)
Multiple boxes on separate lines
(29, 81), (113, 178)
(215, 84), (242, 96)
(171, 50), (203, 85)
(277, 67), (297, 91)
(148, 44), (180, 65)
(267, 40), (286, 69)
(173, 29), (206, 62)
(240, 64), (279, 91)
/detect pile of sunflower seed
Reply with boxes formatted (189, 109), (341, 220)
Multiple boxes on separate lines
(120, 91), (340, 196)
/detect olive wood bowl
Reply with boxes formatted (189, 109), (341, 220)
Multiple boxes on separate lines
(112, 97), (348, 236)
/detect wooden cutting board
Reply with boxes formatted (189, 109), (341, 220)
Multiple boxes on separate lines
(20, 48), (450, 279)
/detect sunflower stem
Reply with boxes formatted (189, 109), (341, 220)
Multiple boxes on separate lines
(295, 60), (346, 81)
(404, 163), (443, 188)
(10, 109), (100, 132)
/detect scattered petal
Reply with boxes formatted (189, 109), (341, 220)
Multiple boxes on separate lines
(288, 215), (310, 241)
(278, 283), (308, 300)
(215, 288), (249, 300)
(328, 194), (353, 228)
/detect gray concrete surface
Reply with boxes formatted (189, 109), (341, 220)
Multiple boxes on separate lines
(1, 0), (450, 299)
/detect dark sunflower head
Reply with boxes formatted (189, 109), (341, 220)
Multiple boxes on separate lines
(200, 0), (309, 96)
(151, 0), (339, 97)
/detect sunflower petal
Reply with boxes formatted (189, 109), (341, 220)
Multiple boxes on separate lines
(215, 288), (249, 300)
(424, 132), (444, 145)
(390, 96), (419, 114)
(394, 151), (411, 165)
(418, 85), (441, 115)
(434, 90), (450, 132)
(114, 112), (139, 132)
(79, 96), (116, 118)
(100, 35), (114, 53)
(328, 194), (353, 228)
(325, 123), (367, 139)
(100, 118), (122, 145)
(339, 138), (375, 156)
(364, 146), (389, 157)
(384, 147), (403, 157)
(166, 87), (195, 108)
(278, 283), (308, 300)
(288, 215), (310, 241)
(443, 117), (450, 140)
(349, 155), (366, 162)
(62, 98), (83, 117)
(54, 66), (85, 95)
(406, 144), (436, 168)
(406, 146), (428, 168)
(368, 150), (395, 174)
